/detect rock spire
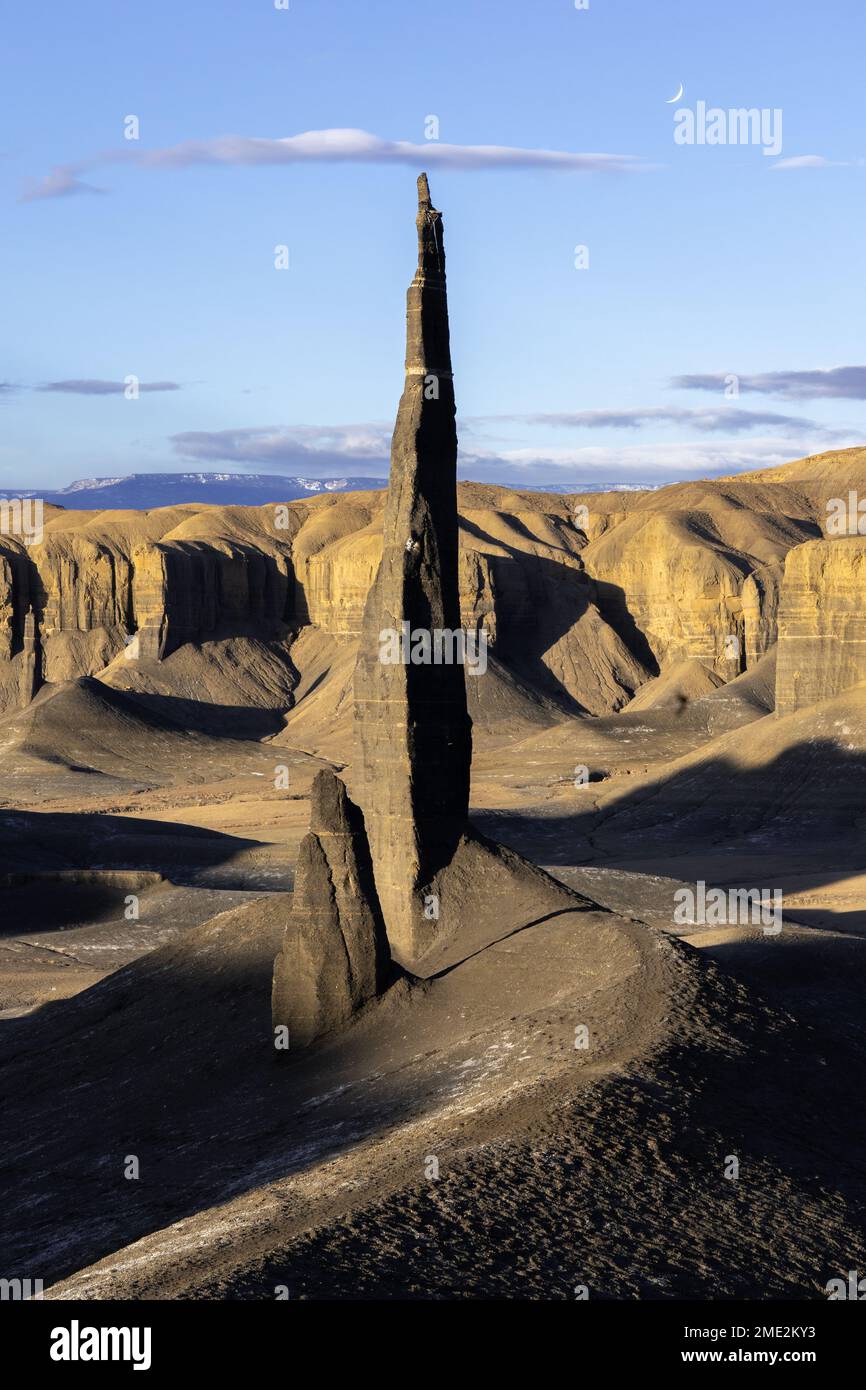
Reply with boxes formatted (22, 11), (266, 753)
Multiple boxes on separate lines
(353, 173), (472, 965)
(272, 769), (389, 1047)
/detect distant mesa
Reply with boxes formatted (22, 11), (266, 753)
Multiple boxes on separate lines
(7, 473), (665, 511)
(11, 473), (389, 511)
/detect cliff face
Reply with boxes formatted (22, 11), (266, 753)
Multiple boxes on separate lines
(0, 511), (298, 712)
(0, 547), (33, 662)
(131, 541), (292, 660)
(776, 538), (866, 715)
(0, 535), (132, 709)
(579, 483), (818, 676)
(0, 487), (660, 719)
(293, 521), (382, 635)
(0, 453), (840, 718)
(582, 512), (748, 675)
(742, 560), (784, 668)
(297, 502), (652, 713)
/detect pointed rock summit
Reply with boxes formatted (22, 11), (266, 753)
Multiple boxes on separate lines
(353, 173), (473, 965)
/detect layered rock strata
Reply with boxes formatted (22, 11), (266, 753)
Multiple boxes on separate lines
(1, 468), (827, 717)
(775, 537), (866, 714)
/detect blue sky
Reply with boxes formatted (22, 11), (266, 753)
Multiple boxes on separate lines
(3, 0), (864, 490)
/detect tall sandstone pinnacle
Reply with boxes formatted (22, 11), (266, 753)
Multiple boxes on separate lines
(352, 176), (583, 977)
(354, 173), (473, 966)
(270, 176), (588, 1026)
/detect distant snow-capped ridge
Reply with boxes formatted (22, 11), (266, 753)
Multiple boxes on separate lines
(15, 472), (389, 510)
(61, 476), (127, 492)
(5, 472), (667, 510)
(51, 472), (381, 494)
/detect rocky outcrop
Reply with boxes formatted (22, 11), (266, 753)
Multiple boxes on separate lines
(578, 480), (818, 676)
(581, 511), (750, 674)
(353, 174), (473, 964)
(293, 523), (383, 636)
(272, 769), (389, 1047)
(776, 538), (866, 715)
(0, 522), (294, 701)
(0, 546), (30, 652)
(742, 559), (783, 667)
(132, 541), (292, 660)
(17, 609), (39, 708)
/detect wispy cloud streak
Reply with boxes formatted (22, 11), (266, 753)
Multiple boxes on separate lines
(171, 424), (392, 471)
(672, 366), (866, 401)
(771, 154), (863, 170)
(21, 128), (647, 201)
(474, 406), (824, 434)
(169, 419), (858, 486)
(39, 379), (182, 394)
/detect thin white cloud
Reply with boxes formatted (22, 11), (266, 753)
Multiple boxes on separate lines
(21, 128), (647, 202)
(169, 421), (859, 487)
(772, 154), (863, 171)
(457, 435), (865, 485)
(40, 379), (181, 395)
(19, 167), (105, 202)
(473, 406), (825, 435)
(171, 423), (393, 471)
(171, 410), (817, 475)
(672, 366), (866, 401)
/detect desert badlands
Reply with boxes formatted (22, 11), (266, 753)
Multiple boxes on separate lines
(2, 177), (866, 1305)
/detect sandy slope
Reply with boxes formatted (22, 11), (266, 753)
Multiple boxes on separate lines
(587, 677), (866, 856)
(624, 659), (724, 712)
(1, 892), (664, 1291)
(33, 908), (866, 1301)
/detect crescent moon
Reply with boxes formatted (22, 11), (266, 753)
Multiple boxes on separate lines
(666, 82), (684, 103)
